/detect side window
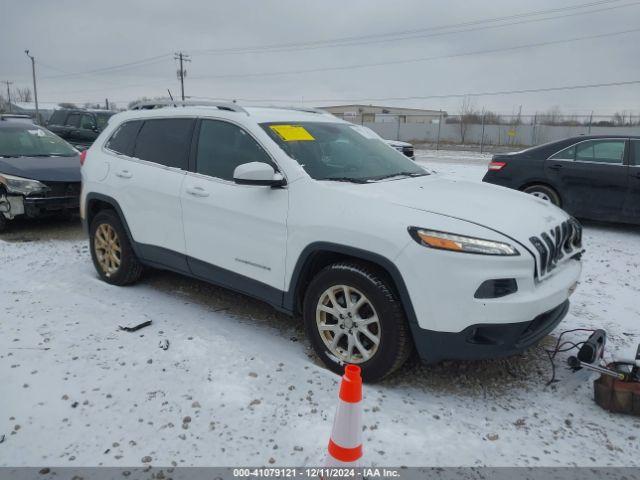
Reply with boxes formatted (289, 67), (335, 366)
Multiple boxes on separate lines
(632, 140), (640, 166)
(65, 113), (81, 127)
(48, 110), (66, 126)
(133, 118), (194, 169)
(105, 120), (143, 156)
(575, 140), (625, 164)
(196, 120), (274, 181)
(549, 145), (575, 160)
(80, 114), (96, 130)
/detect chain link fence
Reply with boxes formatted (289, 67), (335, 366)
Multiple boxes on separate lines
(331, 112), (640, 151)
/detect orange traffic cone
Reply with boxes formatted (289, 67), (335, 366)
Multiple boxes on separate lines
(325, 364), (363, 467)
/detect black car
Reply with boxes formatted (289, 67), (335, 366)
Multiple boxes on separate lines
(483, 135), (640, 225)
(47, 109), (116, 148)
(0, 119), (81, 231)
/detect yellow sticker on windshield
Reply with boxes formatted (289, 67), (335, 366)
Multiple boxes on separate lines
(270, 125), (315, 142)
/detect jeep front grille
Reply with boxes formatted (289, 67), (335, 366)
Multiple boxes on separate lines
(529, 219), (582, 279)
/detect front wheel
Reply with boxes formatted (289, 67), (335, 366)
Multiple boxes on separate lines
(303, 262), (412, 382)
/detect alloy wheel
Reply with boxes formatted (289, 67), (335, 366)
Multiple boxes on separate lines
(315, 284), (381, 364)
(94, 223), (121, 277)
(530, 191), (551, 202)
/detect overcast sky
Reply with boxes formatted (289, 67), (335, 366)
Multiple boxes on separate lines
(1, 0), (639, 117)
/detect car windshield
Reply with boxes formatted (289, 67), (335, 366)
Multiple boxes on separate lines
(0, 125), (77, 157)
(261, 122), (426, 182)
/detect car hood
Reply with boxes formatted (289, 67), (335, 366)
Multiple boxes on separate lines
(384, 139), (412, 148)
(346, 175), (570, 246)
(0, 155), (81, 182)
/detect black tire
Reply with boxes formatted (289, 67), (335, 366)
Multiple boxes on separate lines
(303, 262), (412, 382)
(0, 214), (7, 233)
(89, 209), (143, 285)
(522, 184), (561, 207)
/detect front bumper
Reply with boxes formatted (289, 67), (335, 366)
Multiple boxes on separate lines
(23, 196), (79, 217)
(394, 234), (581, 363)
(412, 300), (569, 363)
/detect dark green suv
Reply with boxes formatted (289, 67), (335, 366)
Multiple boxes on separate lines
(47, 109), (116, 148)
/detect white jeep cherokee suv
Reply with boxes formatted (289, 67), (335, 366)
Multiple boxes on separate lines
(81, 102), (583, 381)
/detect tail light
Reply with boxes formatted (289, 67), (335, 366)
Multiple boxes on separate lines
(79, 150), (87, 166)
(488, 161), (506, 171)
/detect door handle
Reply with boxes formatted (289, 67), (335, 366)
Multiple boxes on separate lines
(548, 164), (563, 171)
(115, 170), (132, 179)
(185, 186), (210, 197)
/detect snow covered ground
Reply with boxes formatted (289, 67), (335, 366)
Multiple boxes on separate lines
(1, 149), (639, 468)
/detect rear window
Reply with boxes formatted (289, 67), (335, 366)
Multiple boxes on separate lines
(133, 118), (194, 169)
(105, 120), (142, 156)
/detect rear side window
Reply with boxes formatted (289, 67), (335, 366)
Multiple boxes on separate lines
(48, 110), (67, 126)
(66, 113), (81, 127)
(105, 120), (142, 156)
(549, 145), (575, 160)
(134, 119), (194, 169)
(575, 140), (625, 164)
(196, 119), (274, 180)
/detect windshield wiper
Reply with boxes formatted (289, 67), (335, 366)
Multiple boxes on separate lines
(317, 176), (371, 184)
(0, 154), (21, 158)
(370, 171), (427, 181)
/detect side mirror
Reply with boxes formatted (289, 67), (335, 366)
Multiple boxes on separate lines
(233, 162), (285, 187)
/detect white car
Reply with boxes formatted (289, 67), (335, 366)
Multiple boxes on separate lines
(80, 101), (583, 381)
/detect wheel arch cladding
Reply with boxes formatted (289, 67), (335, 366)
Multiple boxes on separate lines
(285, 242), (420, 326)
(85, 193), (139, 256)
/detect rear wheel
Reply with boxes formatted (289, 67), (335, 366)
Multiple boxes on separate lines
(89, 209), (143, 285)
(303, 262), (412, 382)
(523, 184), (561, 206)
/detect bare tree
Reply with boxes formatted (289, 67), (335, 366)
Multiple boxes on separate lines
(13, 86), (32, 103)
(538, 106), (564, 125)
(612, 110), (631, 126)
(458, 96), (476, 144)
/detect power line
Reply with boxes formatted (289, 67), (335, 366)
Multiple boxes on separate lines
(23, 1), (639, 88)
(190, 27), (640, 80)
(193, 79), (640, 104)
(47, 23), (638, 95)
(41, 53), (173, 80)
(192, 0), (638, 55)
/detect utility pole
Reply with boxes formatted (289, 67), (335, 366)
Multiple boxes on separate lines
(24, 50), (39, 124)
(174, 52), (191, 101)
(3, 81), (13, 112)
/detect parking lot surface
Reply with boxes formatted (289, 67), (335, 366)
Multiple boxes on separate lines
(1, 150), (639, 467)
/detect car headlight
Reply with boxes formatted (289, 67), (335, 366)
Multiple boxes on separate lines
(409, 227), (519, 256)
(0, 173), (49, 195)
